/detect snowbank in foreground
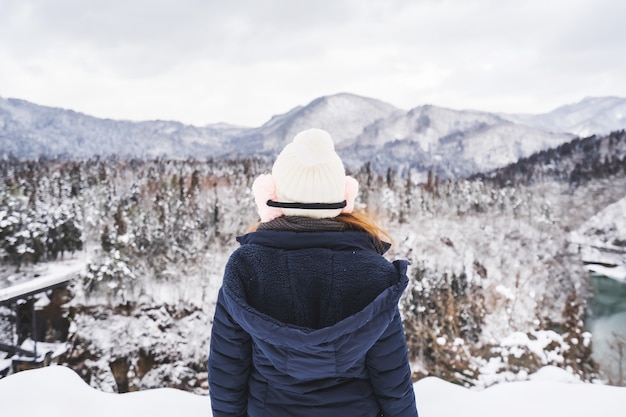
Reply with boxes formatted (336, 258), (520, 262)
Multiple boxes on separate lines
(1, 366), (625, 417)
(417, 366), (625, 416)
(0, 366), (208, 416)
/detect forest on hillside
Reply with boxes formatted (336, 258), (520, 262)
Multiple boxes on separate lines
(1, 130), (626, 392)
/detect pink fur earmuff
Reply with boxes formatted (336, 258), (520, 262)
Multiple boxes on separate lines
(252, 174), (284, 223)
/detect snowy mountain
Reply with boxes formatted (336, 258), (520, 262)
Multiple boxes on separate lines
(2, 93), (624, 179)
(341, 105), (573, 179)
(0, 97), (244, 160)
(228, 93), (402, 156)
(502, 96), (626, 137)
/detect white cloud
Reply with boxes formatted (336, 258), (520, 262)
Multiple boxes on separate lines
(0, 0), (625, 126)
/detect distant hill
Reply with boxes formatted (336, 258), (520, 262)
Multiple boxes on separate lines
(339, 103), (573, 179)
(0, 97), (244, 160)
(470, 130), (626, 189)
(3, 93), (626, 179)
(501, 96), (626, 137)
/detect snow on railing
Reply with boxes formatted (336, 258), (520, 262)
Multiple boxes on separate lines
(0, 260), (86, 305)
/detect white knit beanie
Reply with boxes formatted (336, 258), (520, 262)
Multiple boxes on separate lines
(271, 128), (348, 219)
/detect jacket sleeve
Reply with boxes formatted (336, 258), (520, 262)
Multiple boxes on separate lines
(208, 288), (252, 417)
(366, 308), (419, 417)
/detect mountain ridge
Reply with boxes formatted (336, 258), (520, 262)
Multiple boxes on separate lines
(501, 96), (626, 137)
(2, 93), (625, 179)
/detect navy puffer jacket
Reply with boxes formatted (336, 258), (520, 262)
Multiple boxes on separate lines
(208, 230), (418, 417)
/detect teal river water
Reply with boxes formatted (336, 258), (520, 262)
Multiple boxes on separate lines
(586, 274), (626, 384)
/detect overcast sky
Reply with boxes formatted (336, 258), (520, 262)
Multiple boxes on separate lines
(1, 0), (625, 127)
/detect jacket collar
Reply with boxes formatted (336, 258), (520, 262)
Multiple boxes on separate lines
(236, 230), (390, 254)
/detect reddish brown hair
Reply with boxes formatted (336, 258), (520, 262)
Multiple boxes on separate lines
(335, 211), (393, 249)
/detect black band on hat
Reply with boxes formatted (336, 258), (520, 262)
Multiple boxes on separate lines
(266, 200), (347, 210)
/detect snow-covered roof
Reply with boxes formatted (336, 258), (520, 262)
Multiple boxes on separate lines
(0, 261), (85, 305)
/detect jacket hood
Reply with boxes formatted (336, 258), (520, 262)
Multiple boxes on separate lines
(220, 230), (409, 381)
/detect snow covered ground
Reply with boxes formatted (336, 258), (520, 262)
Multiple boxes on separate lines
(0, 365), (624, 417)
(570, 195), (626, 282)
